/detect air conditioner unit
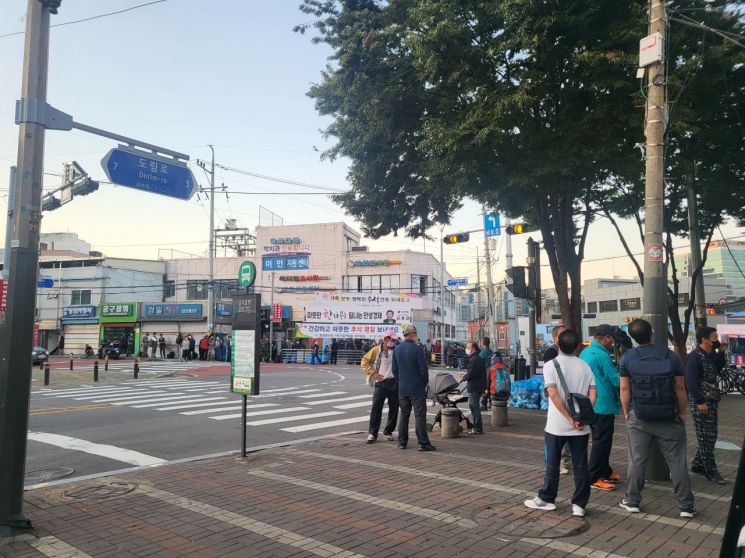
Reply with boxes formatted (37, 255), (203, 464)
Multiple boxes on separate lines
(351, 246), (369, 252)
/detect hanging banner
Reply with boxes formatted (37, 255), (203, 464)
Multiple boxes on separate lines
(313, 292), (422, 308)
(298, 323), (403, 339)
(305, 305), (412, 325)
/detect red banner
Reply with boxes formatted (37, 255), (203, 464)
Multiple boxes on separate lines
(0, 279), (7, 314)
(272, 303), (282, 323)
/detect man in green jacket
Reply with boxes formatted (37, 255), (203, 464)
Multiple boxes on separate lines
(580, 325), (621, 491)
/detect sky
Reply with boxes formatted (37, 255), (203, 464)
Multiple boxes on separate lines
(0, 0), (741, 290)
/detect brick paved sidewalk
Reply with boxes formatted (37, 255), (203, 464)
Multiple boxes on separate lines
(3, 396), (742, 557)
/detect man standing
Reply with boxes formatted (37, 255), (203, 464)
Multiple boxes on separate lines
(158, 333), (166, 359)
(619, 319), (695, 518)
(330, 339), (339, 365)
(393, 325), (435, 451)
(361, 332), (399, 443)
(580, 325), (621, 492)
(687, 326), (727, 485)
(461, 341), (487, 435)
(543, 325), (570, 475)
(141, 333), (149, 358)
(524, 330), (596, 517)
(149, 334), (158, 359)
(311, 341), (321, 365)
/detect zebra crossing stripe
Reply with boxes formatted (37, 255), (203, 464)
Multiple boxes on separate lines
(210, 407), (310, 421)
(306, 395), (369, 406)
(180, 405), (243, 415)
(297, 391), (347, 399)
(73, 390), (164, 401)
(128, 395), (225, 407)
(156, 400), (268, 411)
(245, 411), (343, 426)
(280, 416), (370, 433)
(253, 389), (322, 398)
(332, 401), (372, 410)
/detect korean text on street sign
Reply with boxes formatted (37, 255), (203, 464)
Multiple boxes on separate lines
(484, 213), (501, 238)
(101, 147), (196, 201)
(447, 278), (468, 287)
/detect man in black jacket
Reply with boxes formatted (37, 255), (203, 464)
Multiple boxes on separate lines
(461, 341), (487, 434)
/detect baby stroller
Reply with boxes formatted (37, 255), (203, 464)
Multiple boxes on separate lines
(425, 372), (473, 432)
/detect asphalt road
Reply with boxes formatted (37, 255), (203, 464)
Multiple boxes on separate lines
(25, 363), (458, 485)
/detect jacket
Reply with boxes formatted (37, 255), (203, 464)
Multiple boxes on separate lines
(361, 344), (383, 377)
(479, 348), (493, 372)
(463, 353), (487, 393)
(579, 340), (620, 415)
(393, 339), (429, 397)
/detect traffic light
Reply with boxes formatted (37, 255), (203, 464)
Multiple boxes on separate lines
(505, 266), (528, 299)
(41, 196), (61, 212)
(71, 178), (99, 197)
(443, 233), (470, 244)
(505, 223), (528, 235)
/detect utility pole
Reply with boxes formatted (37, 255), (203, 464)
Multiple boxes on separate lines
(687, 173), (706, 328)
(439, 226), (445, 366)
(505, 217), (518, 358)
(527, 238), (539, 376)
(269, 272), (275, 361)
(642, 0), (669, 482)
(482, 208), (496, 345)
(207, 144), (215, 332)
(475, 247), (483, 340)
(0, 0), (54, 535)
(3, 167), (17, 280)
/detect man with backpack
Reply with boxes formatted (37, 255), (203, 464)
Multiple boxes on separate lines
(524, 330), (596, 517)
(619, 319), (694, 518)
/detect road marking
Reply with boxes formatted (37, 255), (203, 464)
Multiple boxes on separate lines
(252, 388), (323, 398)
(30, 535), (93, 558)
(211, 407), (310, 420)
(129, 395), (225, 407)
(155, 400), (269, 411)
(204, 389), (229, 394)
(281, 416), (370, 433)
(246, 411), (343, 426)
(30, 403), (115, 415)
(44, 387), (140, 397)
(179, 405), (242, 415)
(246, 469), (477, 528)
(261, 387), (301, 393)
(137, 484), (367, 558)
(75, 391), (174, 402)
(27, 432), (166, 467)
(332, 401), (372, 410)
(306, 394), (370, 405)
(520, 537), (630, 558)
(298, 391), (347, 399)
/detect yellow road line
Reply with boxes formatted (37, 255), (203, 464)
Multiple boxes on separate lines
(30, 403), (115, 415)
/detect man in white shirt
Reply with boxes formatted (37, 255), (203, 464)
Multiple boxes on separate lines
(525, 330), (597, 517)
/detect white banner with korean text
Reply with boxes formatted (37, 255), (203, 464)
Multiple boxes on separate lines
(298, 323), (403, 340)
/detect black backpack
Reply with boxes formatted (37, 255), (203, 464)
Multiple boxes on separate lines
(629, 347), (678, 421)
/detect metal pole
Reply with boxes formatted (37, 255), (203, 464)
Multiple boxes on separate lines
(527, 238), (538, 376)
(642, 0), (669, 483)
(269, 272), (274, 362)
(687, 173), (706, 328)
(207, 144), (215, 333)
(439, 226), (445, 366)
(482, 207), (496, 344)
(505, 217), (518, 359)
(476, 247), (483, 340)
(3, 167), (17, 280)
(0, 0), (51, 534)
(241, 394), (247, 457)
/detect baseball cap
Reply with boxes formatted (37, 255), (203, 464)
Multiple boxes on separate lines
(383, 330), (399, 339)
(595, 324), (616, 337)
(402, 325), (417, 336)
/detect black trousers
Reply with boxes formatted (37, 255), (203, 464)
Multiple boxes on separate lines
(539, 432), (590, 507)
(691, 400), (720, 475)
(397, 395), (430, 447)
(588, 413), (616, 482)
(330, 352), (338, 365)
(368, 379), (399, 436)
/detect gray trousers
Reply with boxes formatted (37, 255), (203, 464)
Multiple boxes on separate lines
(625, 411), (694, 510)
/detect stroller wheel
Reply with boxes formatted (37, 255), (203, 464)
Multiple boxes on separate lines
(426, 423), (433, 433)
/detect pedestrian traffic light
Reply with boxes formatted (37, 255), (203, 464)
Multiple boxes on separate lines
(505, 266), (528, 299)
(443, 233), (470, 244)
(41, 196), (61, 212)
(505, 223), (528, 235)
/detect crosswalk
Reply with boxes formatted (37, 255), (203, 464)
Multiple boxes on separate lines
(32, 379), (382, 435)
(75, 359), (220, 374)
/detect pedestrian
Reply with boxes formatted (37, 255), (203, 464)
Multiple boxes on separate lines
(460, 341), (487, 435)
(686, 326), (727, 485)
(361, 331), (399, 443)
(180, 335), (189, 361)
(618, 319), (695, 518)
(149, 334), (157, 358)
(311, 341), (321, 365)
(524, 329), (595, 517)
(580, 324), (622, 492)
(425, 338), (432, 363)
(188, 334), (196, 361)
(393, 325), (436, 451)
(141, 333), (149, 358)
(479, 337), (494, 410)
(158, 333), (166, 359)
(126, 331), (134, 358)
(215, 335), (224, 361)
(330, 339), (339, 365)
(199, 335), (210, 360)
(543, 325), (571, 475)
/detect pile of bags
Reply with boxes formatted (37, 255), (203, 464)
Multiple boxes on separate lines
(509, 374), (548, 410)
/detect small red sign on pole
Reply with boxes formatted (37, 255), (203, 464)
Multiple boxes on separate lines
(0, 279), (7, 313)
(272, 304), (282, 323)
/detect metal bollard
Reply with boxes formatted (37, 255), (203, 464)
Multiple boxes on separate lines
(93, 360), (99, 382)
(441, 407), (460, 438)
(491, 399), (508, 427)
(104, 355), (109, 372)
(69, 353), (74, 370)
(134, 357), (139, 379)
(43, 364), (50, 386)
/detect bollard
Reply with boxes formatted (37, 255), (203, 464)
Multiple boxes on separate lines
(134, 357), (139, 379)
(43, 364), (50, 386)
(104, 355), (109, 372)
(93, 360), (99, 383)
(491, 399), (509, 427)
(441, 407), (460, 438)
(69, 353), (74, 370)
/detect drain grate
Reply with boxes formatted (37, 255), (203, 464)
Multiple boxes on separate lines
(64, 481), (137, 500)
(474, 502), (589, 539)
(25, 467), (74, 484)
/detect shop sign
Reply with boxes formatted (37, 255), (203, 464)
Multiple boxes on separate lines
(262, 255), (310, 271)
(215, 303), (233, 317)
(0, 279), (8, 314)
(143, 303), (203, 319)
(347, 259), (402, 267)
(298, 323), (403, 340)
(62, 305), (97, 319)
(270, 237), (302, 245)
(261, 305), (291, 320)
(279, 275), (329, 282)
(101, 303), (134, 317)
(278, 286), (322, 292)
(272, 303), (282, 323)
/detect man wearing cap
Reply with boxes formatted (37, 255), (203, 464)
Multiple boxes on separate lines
(361, 331), (400, 443)
(580, 325), (622, 491)
(393, 325), (436, 451)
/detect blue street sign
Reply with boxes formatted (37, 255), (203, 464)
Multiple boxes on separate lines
(484, 213), (501, 237)
(447, 278), (468, 287)
(36, 278), (54, 288)
(101, 148), (196, 200)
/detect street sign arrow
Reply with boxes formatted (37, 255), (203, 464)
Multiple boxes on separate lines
(101, 147), (196, 201)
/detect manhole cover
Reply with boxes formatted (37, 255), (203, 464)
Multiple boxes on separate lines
(64, 481), (137, 500)
(25, 467), (74, 484)
(474, 503), (588, 539)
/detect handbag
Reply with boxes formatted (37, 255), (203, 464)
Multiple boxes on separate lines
(553, 360), (597, 425)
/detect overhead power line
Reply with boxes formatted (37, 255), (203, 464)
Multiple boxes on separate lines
(215, 163), (349, 193)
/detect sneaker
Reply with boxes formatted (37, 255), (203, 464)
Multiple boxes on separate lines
(572, 504), (585, 517)
(706, 472), (727, 485)
(690, 465), (706, 476)
(618, 498), (640, 513)
(366, 434), (376, 444)
(559, 465), (569, 475)
(591, 479), (616, 491)
(397, 443), (407, 450)
(679, 506), (696, 519)
(383, 433), (394, 441)
(604, 472), (622, 483)
(418, 444), (437, 452)
(466, 429), (483, 435)
(524, 497), (556, 511)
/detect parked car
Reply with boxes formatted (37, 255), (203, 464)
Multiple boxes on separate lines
(32, 346), (49, 365)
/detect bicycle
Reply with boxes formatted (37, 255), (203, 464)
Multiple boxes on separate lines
(718, 365), (745, 395)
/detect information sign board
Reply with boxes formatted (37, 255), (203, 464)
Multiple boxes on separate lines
(231, 294), (261, 395)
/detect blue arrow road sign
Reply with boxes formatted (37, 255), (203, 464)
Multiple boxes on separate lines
(101, 148), (196, 200)
(484, 213), (501, 237)
(447, 278), (469, 287)
(36, 278), (54, 288)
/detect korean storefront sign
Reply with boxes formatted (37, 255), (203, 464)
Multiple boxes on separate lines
(262, 238), (311, 271)
(62, 305), (97, 319)
(142, 303), (203, 319)
(100, 303), (136, 322)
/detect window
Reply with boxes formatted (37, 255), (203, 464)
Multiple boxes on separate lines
(214, 280), (239, 300)
(187, 280), (208, 300)
(361, 276), (373, 292)
(71, 289), (91, 305)
(164, 280), (175, 298)
(498, 331), (506, 341)
(587, 301), (598, 313)
(620, 297), (641, 312)
(411, 274), (427, 295)
(599, 300), (618, 313)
